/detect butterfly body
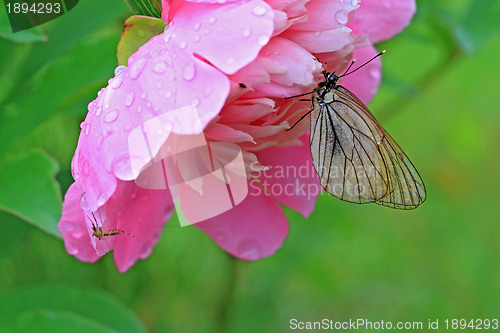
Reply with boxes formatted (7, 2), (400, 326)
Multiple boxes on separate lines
(309, 71), (426, 209)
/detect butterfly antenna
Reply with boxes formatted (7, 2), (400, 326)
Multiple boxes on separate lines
(339, 50), (386, 78)
(341, 59), (357, 76)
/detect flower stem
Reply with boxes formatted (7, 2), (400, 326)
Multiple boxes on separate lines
(215, 254), (239, 333)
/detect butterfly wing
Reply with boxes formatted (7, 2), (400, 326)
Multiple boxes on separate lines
(310, 85), (426, 209)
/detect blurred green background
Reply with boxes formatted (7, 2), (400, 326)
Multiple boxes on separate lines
(1, 0), (499, 332)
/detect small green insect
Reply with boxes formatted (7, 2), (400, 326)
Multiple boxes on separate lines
(87, 212), (137, 240)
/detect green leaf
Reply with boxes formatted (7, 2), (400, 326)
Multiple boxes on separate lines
(117, 15), (166, 65)
(0, 211), (31, 261)
(0, 35), (122, 160)
(0, 150), (61, 237)
(124, 0), (162, 18)
(0, 9), (48, 43)
(0, 286), (147, 333)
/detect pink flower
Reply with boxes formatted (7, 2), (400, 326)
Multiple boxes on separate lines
(58, 0), (416, 272)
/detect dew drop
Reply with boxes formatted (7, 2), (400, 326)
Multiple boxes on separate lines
(82, 122), (91, 135)
(179, 41), (187, 49)
(97, 136), (104, 150)
(82, 160), (90, 176)
(191, 97), (200, 106)
(80, 193), (90, 211)
(257, 35), (270, 46)
(114, 65), (127, 76)
(141, 92), (147, 99)
(351, 0), (359, 6)
(242, 28), (251, 38)
(125, 92), (135, 107)
(183, 63), (196, 80)
(252, 5), (267, 16)
(95, 106), (103, 117)
(163, 33), (171, 43)
(165, 91), (172, 98)
(204, 29), (210, 35)
(153, 61), (168, 74)
(130, 192), (137, 199)
(137, 106), (143, 113)
(314, 31), (321, 37)
(110, 76), (123, 89)
(130, 58), (148, 79)
(103, 109), (119, 123)
(193, 22), (201, 31)
(208, 17), (217, 24)
(124, 122), (132, 131)
(237, 239), (261, 260)
(336, 10), (349, 24)
(227, 57), (235, 65)
(194, 35), (201, 42)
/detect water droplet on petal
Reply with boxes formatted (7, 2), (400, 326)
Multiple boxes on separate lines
(124, 92), (135, 107)
(130, 192), (137, 199)
(351, 0), (359, 6)
(82, 160), (90, 176)
(153, 61), (168, 74)
(95, 106), (103, 117)
(130, 58), (148, 79)
(97, 136), (104, 150)
(114, 65), (127, 76)
(112, 155), (131, 177)
(314, 31), (321, 37)
(80, 193), (90, 211)
(193, 22), (201, 31)
(183, 63), (196, 80)
(242, 28), (251, 38)
(237, 239), (261, 260)
(82, 122), (91, 135)
(252, 5), (267, 16)
(179, 41), (187, 49)
(227, 57), (235, 65)
(191, 97), (200, 106)
(208, 17), (217, 24)
(204, 29), (210, 35)
(336, 10), (348, 25)
(110, 76), (123, 89)
(194, 35), (200, 42)
(103, 109), (119, 123)
(257, 35), (270, 46)
(137, 106), (143, 113)
(165, 91), (172, 98)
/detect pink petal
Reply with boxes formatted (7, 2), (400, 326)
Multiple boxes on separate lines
(255, 134), (320, 217)
(57, 182), (101, 263)
(74, 0), (275, 212)
(338, 44), (381, 105)
(281, 27), (354, 54)
(349, 0), (416, 44)
(108, 181), (174, 272)
(196, 191), (288, 260)
(289, 0), (359, 31)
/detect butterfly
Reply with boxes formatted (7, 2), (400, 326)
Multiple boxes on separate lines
(87, 212), (137, 240)
(288, 51), (426, 209)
